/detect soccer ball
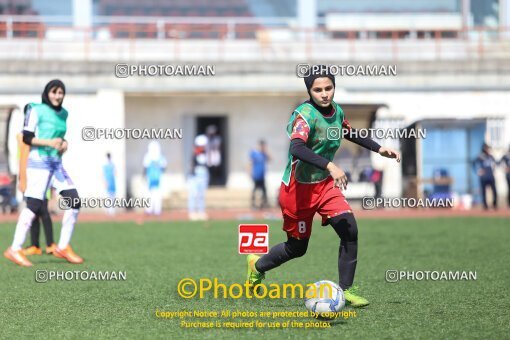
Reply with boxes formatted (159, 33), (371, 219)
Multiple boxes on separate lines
(304, 280), (345, 318)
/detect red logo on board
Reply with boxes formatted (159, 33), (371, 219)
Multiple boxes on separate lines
(238, 224), (269, 254)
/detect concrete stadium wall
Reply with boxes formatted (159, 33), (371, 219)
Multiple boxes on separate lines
(124, 89), (510, 201)
(124, 94), (302, 201)
(1, 61), (508, 206)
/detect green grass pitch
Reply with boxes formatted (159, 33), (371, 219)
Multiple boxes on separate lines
(0, 217), (509, 339)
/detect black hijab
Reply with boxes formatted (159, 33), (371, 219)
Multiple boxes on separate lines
(303, 66), (336, 115)
(42, 79), (66, 111)
(304, 68), (335, 92)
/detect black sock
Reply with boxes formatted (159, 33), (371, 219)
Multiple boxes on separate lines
(40, 201), (54, 246)
(30, 217), (41, 248)
(330, 213), (358, 290)
(337, 240), (358, 290)
(255, 237), (308, 273)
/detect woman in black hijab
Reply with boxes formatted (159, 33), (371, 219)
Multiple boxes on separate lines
(5, 79), (84, 266)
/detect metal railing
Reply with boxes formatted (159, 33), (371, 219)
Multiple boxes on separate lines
(0, 15), (509, 61)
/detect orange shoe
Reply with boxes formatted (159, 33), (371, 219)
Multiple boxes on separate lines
(4, 247), (33, 267)
(54, 245), (83, 264)
(22, 246), (42, 256)
(45, 243), (57, 255)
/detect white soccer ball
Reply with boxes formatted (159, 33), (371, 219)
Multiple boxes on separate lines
(304, 280), (345, 318)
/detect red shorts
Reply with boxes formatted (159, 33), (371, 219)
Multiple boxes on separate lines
(278, 174), (352, 239)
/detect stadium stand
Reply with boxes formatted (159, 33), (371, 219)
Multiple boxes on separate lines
(98, 0), (253, 18)
(0, 0), (43, 38)
(96, 0), (257, 39)
(0, 0), (36, 15)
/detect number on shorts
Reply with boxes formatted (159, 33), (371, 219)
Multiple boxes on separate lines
(298, 221), (306, 234)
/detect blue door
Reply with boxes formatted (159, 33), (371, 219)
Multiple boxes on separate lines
(420, 121), (486, 198)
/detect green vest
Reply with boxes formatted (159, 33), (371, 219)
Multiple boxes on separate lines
(282, 101), (345, 184)
(27, 103), (68, 158)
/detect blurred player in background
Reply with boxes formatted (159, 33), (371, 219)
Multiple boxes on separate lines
(473, 143), (498, 210)
(143, 141), (167, 215)
(103, 152), (117, 215)
(188, 135), (209, 221)
(249, 139), (271, 209)
(4, 79), (83, 267)
(500, 145), (510, 208)
(0, 173), (16, 213)
(205, 125), (222, 186)
(246, 67), (400, 307)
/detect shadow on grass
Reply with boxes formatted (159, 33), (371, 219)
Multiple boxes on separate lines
(329, 320), (348, 326)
